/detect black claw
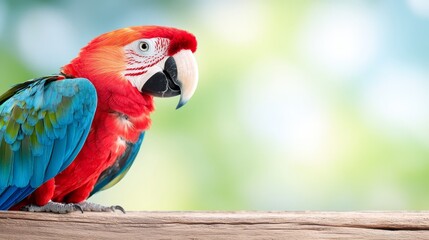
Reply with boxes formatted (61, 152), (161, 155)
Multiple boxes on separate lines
(114, 205), (126, 214)
(73, 204), (84, 213)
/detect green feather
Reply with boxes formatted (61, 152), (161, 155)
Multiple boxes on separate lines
(0, 118), (5, 130)
(5, 119), (19, 144)
(37, 110), (46, 119)
(56, 96), (73, 125)
(21, 122), (34, 135)
(47, 111), (58, 128)
(10, 106), (27, 124)
(27, 111), (38, 126)
(0, 140), (13, 187)
(29, 130), (42, 156)
(35, 120), (47, 144)
(43, 116), (54, 139)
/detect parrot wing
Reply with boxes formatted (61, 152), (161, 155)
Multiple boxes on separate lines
(90, 132), (145, 196)
(0, 75), (97, 210)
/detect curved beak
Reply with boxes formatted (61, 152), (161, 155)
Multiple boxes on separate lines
(141, 49), (198, 109)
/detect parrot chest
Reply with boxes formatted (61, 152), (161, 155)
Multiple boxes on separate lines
(52, 109), (150, 200)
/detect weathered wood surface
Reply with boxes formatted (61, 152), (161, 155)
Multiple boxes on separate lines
(1, 211), (429, 239)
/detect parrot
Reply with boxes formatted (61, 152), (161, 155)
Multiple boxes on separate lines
(0, 26), (198, 213)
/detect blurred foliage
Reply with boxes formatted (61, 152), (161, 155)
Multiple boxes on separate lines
(0, 47), (32, 93)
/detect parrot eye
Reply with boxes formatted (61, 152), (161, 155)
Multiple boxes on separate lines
(139, 41), (150, 52)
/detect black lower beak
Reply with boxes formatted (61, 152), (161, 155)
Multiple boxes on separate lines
(141, 57), (181, 98)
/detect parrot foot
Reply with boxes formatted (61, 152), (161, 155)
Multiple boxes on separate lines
(75, 201), (126, 213)
(21, 201), (83, 214)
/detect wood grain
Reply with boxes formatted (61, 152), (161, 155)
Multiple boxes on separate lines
(1, 211), (429, 239)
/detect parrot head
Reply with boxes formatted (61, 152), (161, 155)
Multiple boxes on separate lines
(62, 26), (198, 109)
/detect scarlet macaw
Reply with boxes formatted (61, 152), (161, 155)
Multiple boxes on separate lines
(0, 26), (198, 213)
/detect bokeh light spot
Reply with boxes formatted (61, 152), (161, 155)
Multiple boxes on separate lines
(360, 64), (429, 135)
(407, 0), (429, 18)
(239, 59), (337, 164)
(298, 3), (382, 76)
(197, 0), (267, 46)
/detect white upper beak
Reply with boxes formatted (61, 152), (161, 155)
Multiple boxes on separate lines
(173, 49), (199, 109)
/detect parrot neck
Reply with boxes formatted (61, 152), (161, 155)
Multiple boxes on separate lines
(62, 58), (155, 120)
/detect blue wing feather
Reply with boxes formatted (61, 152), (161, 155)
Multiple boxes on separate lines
(45, 137), (68, 181)
(0, 75), (97, 210)
(1, 185), (34, 210)
(90, 132), (145, 196)
(59, 123), (87, 172)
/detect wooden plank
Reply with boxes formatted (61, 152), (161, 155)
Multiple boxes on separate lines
(1, 211), (429, 239)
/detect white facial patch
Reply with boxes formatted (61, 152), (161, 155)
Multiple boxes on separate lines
(123, 37), (170, 91)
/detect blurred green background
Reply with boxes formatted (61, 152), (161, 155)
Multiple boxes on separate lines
(1, 0), (429, 211)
